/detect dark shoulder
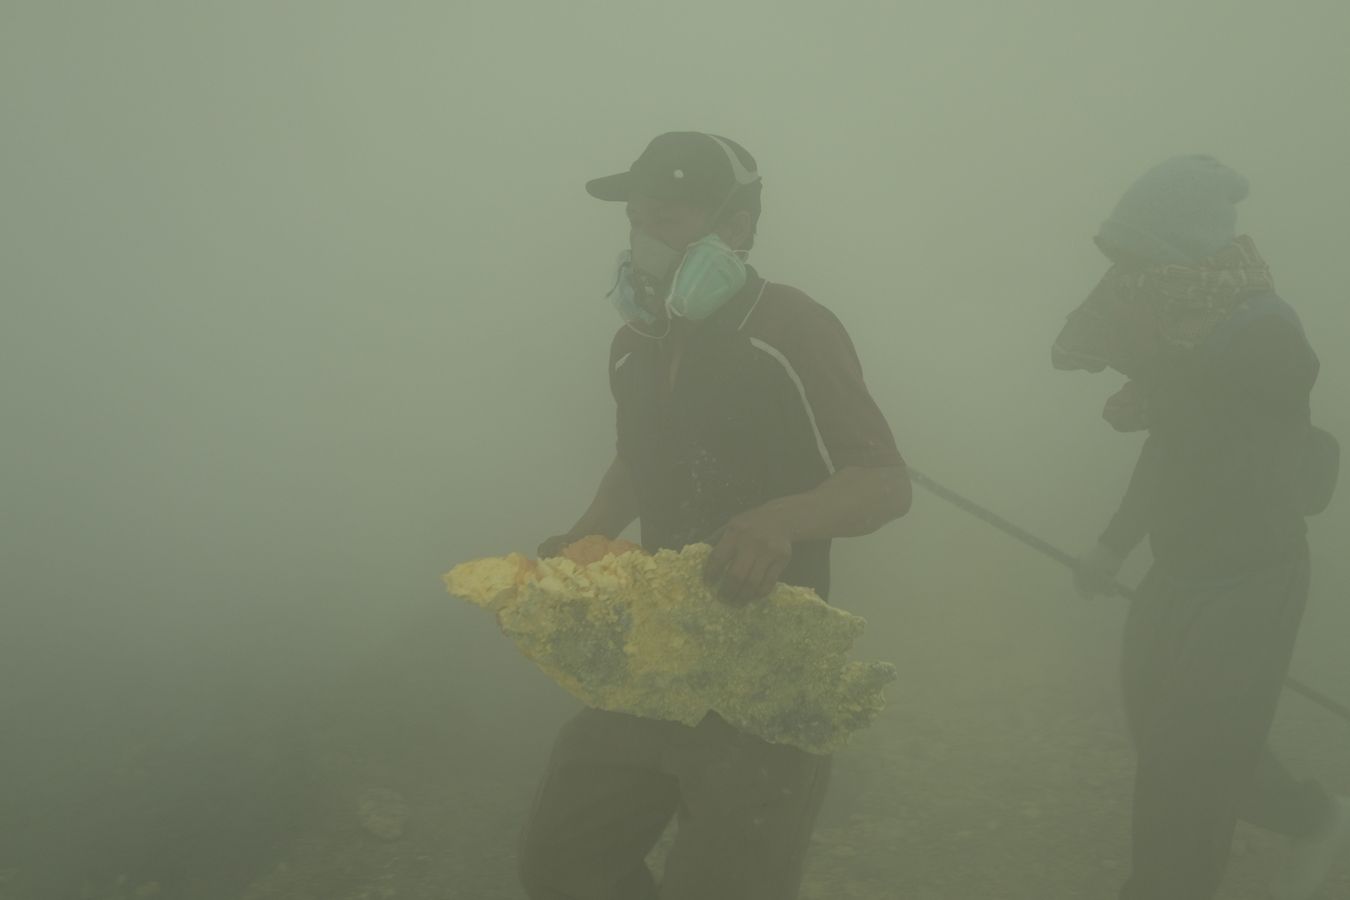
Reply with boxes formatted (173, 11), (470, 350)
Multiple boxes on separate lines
(742, 280), (852, 349)
(610, 325), (646, 367)
(1211, 297), (1318, 386)
(1222, 299), (1312, 361)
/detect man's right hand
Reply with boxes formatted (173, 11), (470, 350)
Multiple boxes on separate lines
(536, 457), (639, 560)
(537, 532), (583, 560)
(1074, 541), (1127, 599)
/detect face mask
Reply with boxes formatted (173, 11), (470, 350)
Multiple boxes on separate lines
(608, 251), (667, 333)
(620, 228), (681, 325)
(665, 233), (748, 321)
(630, 228), (682, 284)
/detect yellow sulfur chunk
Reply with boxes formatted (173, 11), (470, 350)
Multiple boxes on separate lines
(444, 540), (896, 754)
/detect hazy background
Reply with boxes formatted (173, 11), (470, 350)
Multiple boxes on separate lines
(3, 2), (1347, 898)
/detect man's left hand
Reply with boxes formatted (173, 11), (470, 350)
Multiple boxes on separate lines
(702, 509), (794, 605)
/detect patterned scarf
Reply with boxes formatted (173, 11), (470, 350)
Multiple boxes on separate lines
(1054, 235), (1275, 371)
(1052, 235), (1276, 431)
(1125, 235), (1275, 352)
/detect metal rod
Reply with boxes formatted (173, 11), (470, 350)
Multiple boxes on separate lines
(907, 466), (1350, 726)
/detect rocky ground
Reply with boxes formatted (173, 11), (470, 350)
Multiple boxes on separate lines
(17, 516), (1349, 900)
(241, 523), (1350, 900)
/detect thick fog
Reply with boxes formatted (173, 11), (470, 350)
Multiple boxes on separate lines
(3, 2), (1348, 898)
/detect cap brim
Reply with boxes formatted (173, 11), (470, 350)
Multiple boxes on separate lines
(585, 172), (631, 201)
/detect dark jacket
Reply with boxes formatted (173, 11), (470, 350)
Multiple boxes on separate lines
(1100, 296), (1319, 576)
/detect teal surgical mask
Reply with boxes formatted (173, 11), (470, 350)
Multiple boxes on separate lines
(664, 233), (748, 321)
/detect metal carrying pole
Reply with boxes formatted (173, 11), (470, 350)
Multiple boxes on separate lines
(907, 466), (1350, 726)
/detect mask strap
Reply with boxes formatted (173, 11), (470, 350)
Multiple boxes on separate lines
(737, 279), (770, 332)
(604, 257), (626, 298)
(665, 251), (693, 319)
(624, 315), (671, 341)
(702, 134), (761, 228)
(706, 134), (760, 187)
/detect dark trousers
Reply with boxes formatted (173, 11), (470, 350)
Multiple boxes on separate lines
(518, 707), (830, 900)
(1119, 558), (1330, 900)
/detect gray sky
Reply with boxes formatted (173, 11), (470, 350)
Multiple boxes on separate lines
(6, 0), (1347, 586)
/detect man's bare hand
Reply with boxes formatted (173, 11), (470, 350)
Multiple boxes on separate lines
(538, 532), (583, 559)
(702, 510), (793, 605)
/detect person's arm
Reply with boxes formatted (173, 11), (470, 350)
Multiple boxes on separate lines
(749, 464), (912, 540)
(1075, 434), (1157, 597)
(702, 299), (909, 602)
(1099, 432), (1159, 557)
(537, 455), (638, 558)
(703, 465), (910, 602)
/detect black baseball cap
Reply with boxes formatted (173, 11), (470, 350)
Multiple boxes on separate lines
(586, 132), (760, 209)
